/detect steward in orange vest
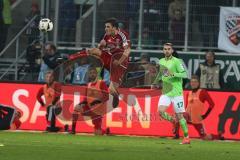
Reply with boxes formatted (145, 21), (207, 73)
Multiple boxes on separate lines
(37, 70), (62, 132)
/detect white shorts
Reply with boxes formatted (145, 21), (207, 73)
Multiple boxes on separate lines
(158, 95), (185, 113)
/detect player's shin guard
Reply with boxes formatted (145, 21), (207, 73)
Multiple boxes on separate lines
(179, 118), (189, 137)
(160, 112), (173, 122)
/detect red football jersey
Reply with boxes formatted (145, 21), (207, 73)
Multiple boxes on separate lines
(102, 29), (130, 55)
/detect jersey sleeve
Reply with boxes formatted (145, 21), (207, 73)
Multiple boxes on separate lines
(185, 91), (189, 108)
(119, 30), (130, 48)
(36, 87), (44, 106)
(174, 59), (187, 78)
(200, 89), (215, 108)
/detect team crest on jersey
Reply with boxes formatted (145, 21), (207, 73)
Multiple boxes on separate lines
(225, 15), (240, 45)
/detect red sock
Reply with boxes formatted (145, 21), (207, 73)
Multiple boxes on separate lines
(92, 116), (102, 134)
(69, 50), (87, 60)
(47, 121), (51, 127)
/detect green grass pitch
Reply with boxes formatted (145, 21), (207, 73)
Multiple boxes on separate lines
(0, 131), (239, 160)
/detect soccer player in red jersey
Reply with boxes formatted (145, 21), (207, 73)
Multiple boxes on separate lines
(37, 70), (62, 132)
(70, 67), (110, 135)
(69, 18), (131, 107)
(173, 75), (222, 140)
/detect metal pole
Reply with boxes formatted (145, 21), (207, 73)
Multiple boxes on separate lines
(15, 38), (19, 80)
(232, 0), (236, 6)
(53, 0), (59, 46)
(137, 0), (144, 49)
(184, 0), (190, 51)
(78, 19), (83, 47)
(45, 0), (50, 42)
(92, 0), (97, 47)
(46, 0), (49, 18)
(40, 0), (45, 17)
(40, 0), (45, 50)
(77, 5), (84, 47)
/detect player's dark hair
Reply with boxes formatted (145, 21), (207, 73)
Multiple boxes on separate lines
(45, 70), (56, 80)
(50, 44), (56, 52)
(163, 42), (173, 47)
(191, 75), (200, 81)
(45, 70), (54, 75)
(105, 18), (119, 28)
(88, 66), (97, 72)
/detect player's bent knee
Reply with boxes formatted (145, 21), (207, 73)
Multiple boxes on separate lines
(158, 105), (168, 113)
(89, 48), (101, 56)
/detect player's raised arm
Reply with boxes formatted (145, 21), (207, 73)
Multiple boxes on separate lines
(36, 87), (45, 106)
(98, 35), (107, 49)
(117, 30), (131, 65)
(201, 89), (214, 119)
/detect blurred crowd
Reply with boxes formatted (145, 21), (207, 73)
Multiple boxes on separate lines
(0, 0), (234, 91)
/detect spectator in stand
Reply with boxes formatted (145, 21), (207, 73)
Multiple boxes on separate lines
(168, 0), (186, 20)
(143, 0), (161, 44)
(197, 0), (219, 47)
(126, 0), (139, 41)
(168, 0), (186, 42)
(24, 1), (40, 45)
(140, 53), (157, 86)
(169, 9), (185, 46)
(0, 0), (12, 52)
(72, 57), (90, 85)
(196, 51), (224, 89)
(141, 27), (155, 49)
(38, 43), (62, 82)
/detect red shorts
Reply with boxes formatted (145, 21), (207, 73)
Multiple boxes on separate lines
(100, 50), (112, 70)
(100, 50), (128, 84)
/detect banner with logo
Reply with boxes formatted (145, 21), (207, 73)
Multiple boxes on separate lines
(218, 7), (240, 53)
(0, 82), (240, 140)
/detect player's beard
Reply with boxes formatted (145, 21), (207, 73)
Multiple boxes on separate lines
(192, 88), (199, 93)
(89, 77), (97, 83)
(165, 52), (172, 59)
(47, 81), (54, 86)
